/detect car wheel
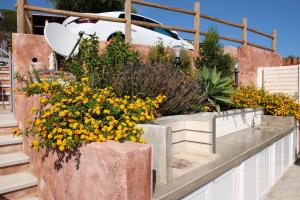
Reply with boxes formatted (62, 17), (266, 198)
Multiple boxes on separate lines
(107, 33), (125, 42)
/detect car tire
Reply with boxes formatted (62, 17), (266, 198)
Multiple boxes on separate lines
(107, 33), (125, 42)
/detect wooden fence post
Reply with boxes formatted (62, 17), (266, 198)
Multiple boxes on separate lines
(25, 8), (33, 34)
(17, 0), (25, 33)
(272, 30), (277, 52)
(194, 2), (200, 53)
(242, 17), (247, 45)
(125, 0), (132, 43)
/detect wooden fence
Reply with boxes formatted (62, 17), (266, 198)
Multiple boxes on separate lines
(16, 0), (277, 53)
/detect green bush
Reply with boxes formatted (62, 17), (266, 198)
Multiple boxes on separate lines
(197, 67), (235, 112)
(148, 42), (192, 73)
(195, 27), (235, 76)
(65, 33), (140, 87)
(112, 62), (203, 115)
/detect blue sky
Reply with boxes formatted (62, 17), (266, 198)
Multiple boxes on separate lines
(1, 0), (299, 57)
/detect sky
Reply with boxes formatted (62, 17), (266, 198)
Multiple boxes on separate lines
(1, 0), (299, 57)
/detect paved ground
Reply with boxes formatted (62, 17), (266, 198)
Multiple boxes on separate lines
(263, 160), (300, 200)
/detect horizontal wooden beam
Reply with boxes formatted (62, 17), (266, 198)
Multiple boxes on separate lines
(200, 13), (244, 29)
(24, 5), (126, 23)
(131, 0), (195, 15)
(200, 31), (243, 44)
(132, 20), (195, 33)
(247, 42), (273, 51)
(248, 27), (273, 38)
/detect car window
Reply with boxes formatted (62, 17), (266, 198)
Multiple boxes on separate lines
(118, 13), (180, 40)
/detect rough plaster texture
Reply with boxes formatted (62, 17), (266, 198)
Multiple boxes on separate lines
(12, 33), (53, 88)
(224, 45), (282, 85)
(13, 94), (152, 200)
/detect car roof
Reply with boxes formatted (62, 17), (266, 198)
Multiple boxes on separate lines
(63, 11), (161, 25)
(62, 11), (179, 36)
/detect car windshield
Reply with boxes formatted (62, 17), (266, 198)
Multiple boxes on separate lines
(118, 13), (180, 40)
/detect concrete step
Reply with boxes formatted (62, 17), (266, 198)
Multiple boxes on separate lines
(0, 127), (16, 135)
(0, 77), (9, 81)
(0, 135), (22, 146)
(0, 80), (11, 86)
(0, 71), (9, 75)
(0, 152), (29, 168)
(0, 113), (17, 128)
(0, 84), (10, 88)
(0, 172), (37, 194)
(0, 135), (23, 154)
(0, 152), (30, 176)
(0, 91), (11, 95)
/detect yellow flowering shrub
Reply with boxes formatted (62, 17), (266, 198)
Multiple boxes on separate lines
(17, 77), (165, 152)
(231, 86), (300, 120)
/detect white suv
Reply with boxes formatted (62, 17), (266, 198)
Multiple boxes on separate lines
(62, 11), (194, 50)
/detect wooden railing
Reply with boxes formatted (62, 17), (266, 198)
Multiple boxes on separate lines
(16, 0), (277, 53)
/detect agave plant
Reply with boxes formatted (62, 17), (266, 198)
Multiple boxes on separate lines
(198, 66), (236, 112)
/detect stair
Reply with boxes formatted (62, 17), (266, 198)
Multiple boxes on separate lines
(0, 113), (39, 200)
(0, 58), (11, 111)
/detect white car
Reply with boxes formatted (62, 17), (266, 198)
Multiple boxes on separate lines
(62, 11), (194, 50)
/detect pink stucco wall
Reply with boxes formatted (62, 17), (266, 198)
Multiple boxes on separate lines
(13, 33), (282, 86)
(224, 45), (282, 85)
(13, 93), (152, 200)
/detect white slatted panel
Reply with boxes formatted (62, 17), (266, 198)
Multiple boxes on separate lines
(264, 65), (299, 97)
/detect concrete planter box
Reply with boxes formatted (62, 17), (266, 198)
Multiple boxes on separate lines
(156, 108), (263, 153)
(142, 109), (264, 184)
(14, 93), (152, 200)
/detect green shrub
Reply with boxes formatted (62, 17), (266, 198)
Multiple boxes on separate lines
(196, 27), (235, 76)
(148, 41), (192, 73)
(65, 33), (140, 87)
(112, 62), (203, 115)
(197, 67), (235, 112)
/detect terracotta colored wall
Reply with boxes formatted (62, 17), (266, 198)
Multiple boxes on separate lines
(12, 33), (52, 76)
(13, 94), (152, 200)
(12, 33), (153, 75)
(224, 45), (282, 85)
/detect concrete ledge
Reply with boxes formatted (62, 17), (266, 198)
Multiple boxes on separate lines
(154, 118), (295, 200)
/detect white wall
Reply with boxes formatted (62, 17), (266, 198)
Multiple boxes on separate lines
(181, 130), (297, 200)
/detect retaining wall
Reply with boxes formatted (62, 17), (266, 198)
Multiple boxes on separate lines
(13, 93), (152, 200)
(13, 33), (282, 86)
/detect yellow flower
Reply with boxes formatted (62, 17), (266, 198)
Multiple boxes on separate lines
(59, 145), (65, 151)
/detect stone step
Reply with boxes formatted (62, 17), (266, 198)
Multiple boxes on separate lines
(0, 172), (37, 194)
(0, 152), (29, 168)
(0, 127), (16, 135)
(0, 135), (23, 154)
(0, 105), (11, 112)
(0, 84), (10, 88)
(0, 152), (30, 176)
(0, 71), (9, 74)
(0, 135), (22, 146)
(0, 113), (17, 128)
(0, 77), (9, 81)
(0, 91), (10, 95)
(0, 80), (11, 86)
